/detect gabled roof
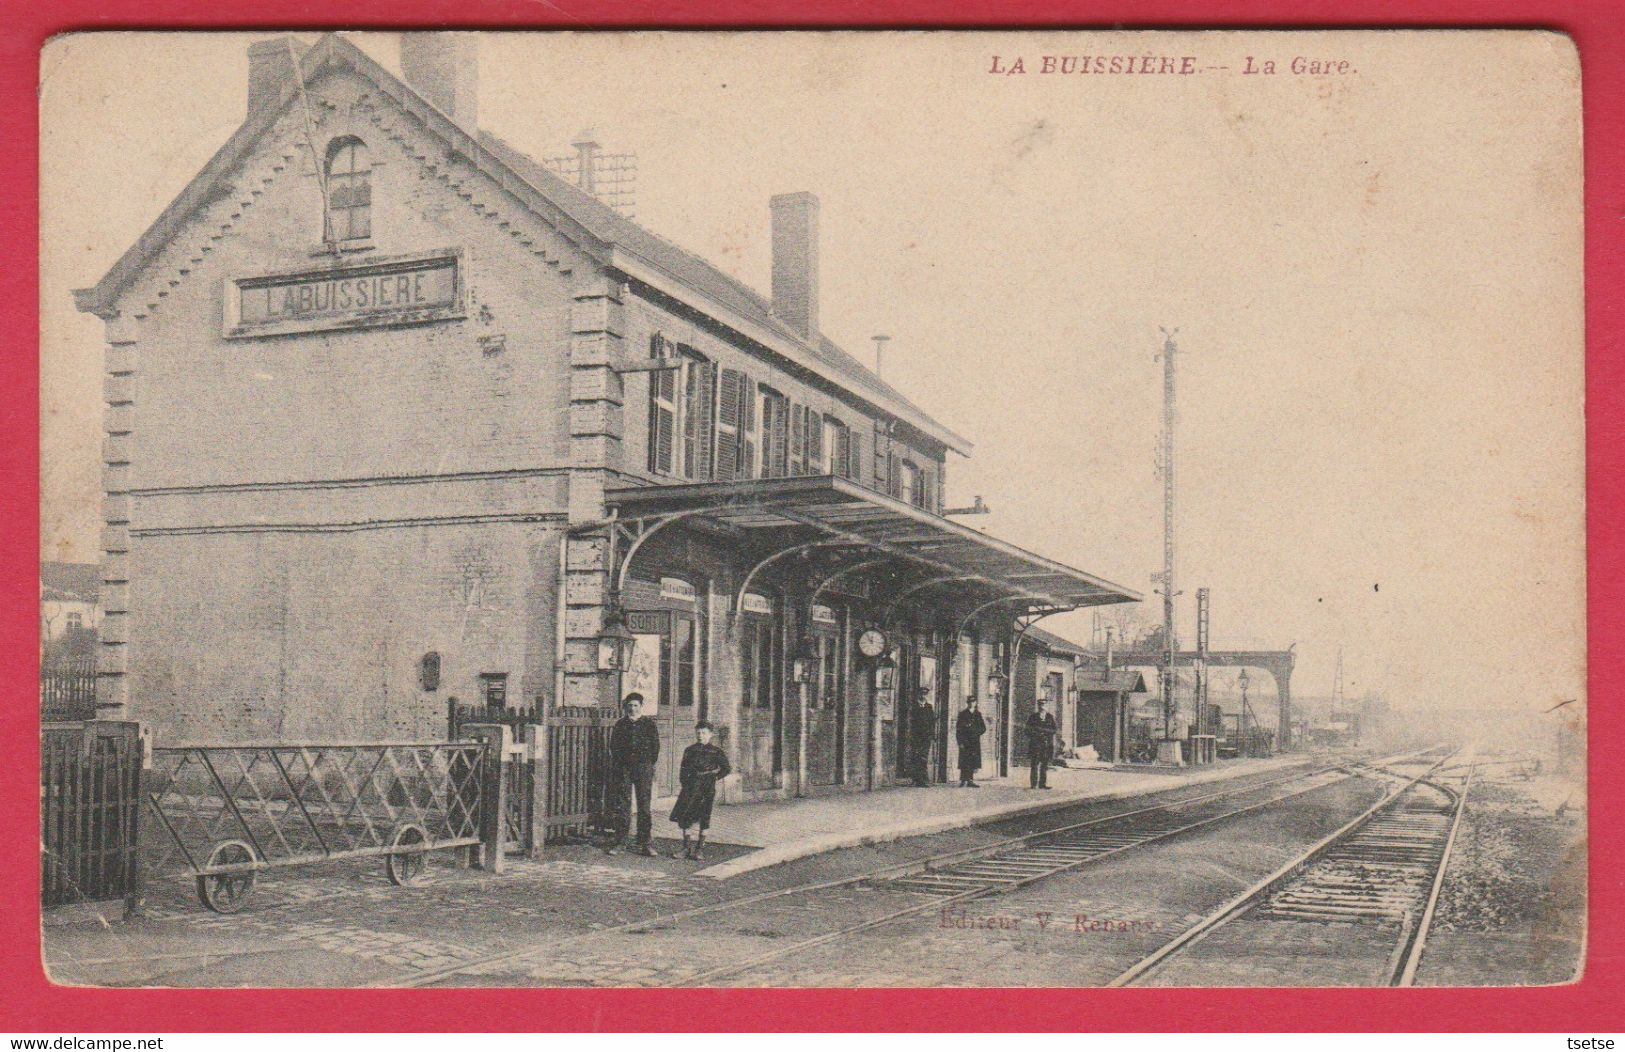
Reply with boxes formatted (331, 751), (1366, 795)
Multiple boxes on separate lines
(74, 33), (969, 454)
(41, 562), (100, 604)
(1024, 624), (1094, 658)
(1078, 668), (1149, 694)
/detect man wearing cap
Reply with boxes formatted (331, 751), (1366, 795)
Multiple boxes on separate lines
(605, 692), (661, 856)
(1026, 697), (1059, 789)
(908, 687), (937, 787)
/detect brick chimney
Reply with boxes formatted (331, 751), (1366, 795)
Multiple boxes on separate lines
(246, 37), (309, 122)
(770, 192), (820, 340)
(400, 33), (479, 133)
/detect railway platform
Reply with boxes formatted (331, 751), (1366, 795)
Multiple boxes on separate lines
(693, 755), (1306, 880)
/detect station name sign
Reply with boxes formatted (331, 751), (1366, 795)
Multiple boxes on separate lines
(225, 249), (464, 338)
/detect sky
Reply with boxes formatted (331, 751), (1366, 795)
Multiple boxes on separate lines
(39, 30), (1585, 716)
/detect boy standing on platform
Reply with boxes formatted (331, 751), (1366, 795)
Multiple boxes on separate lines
(670, 721), (731, 860)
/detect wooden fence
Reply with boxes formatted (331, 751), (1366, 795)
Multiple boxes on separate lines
(41, 657), (98, 722)
(41, 722), (144, 909)
(542, 705), (613, 842)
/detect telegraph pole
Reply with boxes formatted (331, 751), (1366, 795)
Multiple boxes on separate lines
(1195, 586), (1210, 757)
(1156, 330), (1180, 755)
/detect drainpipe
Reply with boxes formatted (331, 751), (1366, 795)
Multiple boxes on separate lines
(553, 532), (569, 713)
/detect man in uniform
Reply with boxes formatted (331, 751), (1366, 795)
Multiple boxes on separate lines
(955, 695), (988, 787)
(1026, 696), (1059, 788)
(908, 687), (936, 787)
(605, 692), (661, 856)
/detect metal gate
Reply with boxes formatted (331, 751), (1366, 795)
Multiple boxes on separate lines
(41, 721), (143, 908)
(144, 739), (494, 911)
(544, 705), (613, 841)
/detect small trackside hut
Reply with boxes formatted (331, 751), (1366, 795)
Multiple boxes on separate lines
(72, 32), (1139, 832)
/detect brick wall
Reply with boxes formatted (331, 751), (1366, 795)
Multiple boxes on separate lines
(97, 67), (592, 741)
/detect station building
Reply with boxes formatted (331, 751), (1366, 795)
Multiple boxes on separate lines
(75, 33), (1139, 802)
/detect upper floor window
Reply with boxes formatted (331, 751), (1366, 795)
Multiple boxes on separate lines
(648, 336), (719, 480)
(761, 387), (790, 478)
(680, 348), (716, 480)
(324, 137), (372, 243)
(822, 415), (855, 478)
(901, 459), (923, 508)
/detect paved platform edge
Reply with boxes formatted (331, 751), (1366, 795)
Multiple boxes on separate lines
(693, 757), (1313, 880)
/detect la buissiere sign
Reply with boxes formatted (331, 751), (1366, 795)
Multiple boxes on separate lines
(224, 248), (465, 337)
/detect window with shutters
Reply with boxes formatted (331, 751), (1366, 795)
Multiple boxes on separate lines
(647, 334), (678, 475)
(680, 347), (715, 480)
(761, 388), (790, 478)
(846, 428), (863, 483)
(823, 416), (851, 478)
(901, 459), (922, 506)
(323, 137), (372, 243)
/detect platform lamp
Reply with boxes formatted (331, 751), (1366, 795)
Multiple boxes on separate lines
(597, 602), (639, 705)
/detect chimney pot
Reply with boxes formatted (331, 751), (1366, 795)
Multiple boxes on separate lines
(246, 37), (308, 122)
(770, 192), (820, 341)
(400, 33), (479, 133)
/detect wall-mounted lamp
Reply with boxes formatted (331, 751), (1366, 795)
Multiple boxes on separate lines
(597, 606), (638, 673)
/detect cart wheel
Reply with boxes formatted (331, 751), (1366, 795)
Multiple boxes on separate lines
(386, 823), (429, 886)
(197, 840), (257, 914)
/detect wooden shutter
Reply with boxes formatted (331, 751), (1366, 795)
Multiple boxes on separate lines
(682, 355), (715, 480)
(887, 451), (902, 498)
(764, 391), (789, 478)
(808, 413), (826, 474)
(846, 428), (862, 482)
(789, 403), (806, 476)
(648, 334), (676, 475)
(740, 375), (758, 478)
(832, 421), (850, 479)
(873, 421), (889, 492)
(716, 369), (743, 481)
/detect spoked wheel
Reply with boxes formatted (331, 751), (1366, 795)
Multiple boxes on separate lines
(197, 839), (257, 914)
(386, 823), (429, 886)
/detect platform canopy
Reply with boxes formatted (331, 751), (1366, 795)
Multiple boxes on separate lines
(603, 475), (1141, 613)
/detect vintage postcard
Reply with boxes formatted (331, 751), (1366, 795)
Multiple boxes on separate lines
(38, 29), (1584, 989)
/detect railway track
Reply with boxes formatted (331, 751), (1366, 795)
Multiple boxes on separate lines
(391, 749), (1432, 988)
(1109, 747), (1470, 988)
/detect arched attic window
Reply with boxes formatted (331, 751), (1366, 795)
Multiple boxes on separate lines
(323, 137), (372, 243)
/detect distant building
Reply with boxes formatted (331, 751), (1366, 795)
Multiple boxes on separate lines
(1011, 626), (1090, 763)
(41, 562), (101, 646)
(1074, 666), (1148, 763)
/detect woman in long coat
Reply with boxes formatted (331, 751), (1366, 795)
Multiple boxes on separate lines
(955, 697), (988, 787)
(670, 721), (731, 860)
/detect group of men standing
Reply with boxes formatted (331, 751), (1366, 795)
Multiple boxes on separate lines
(906, 689), (1063, 790)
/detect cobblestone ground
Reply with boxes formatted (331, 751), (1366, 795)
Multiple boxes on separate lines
(44, 763), (1349, 988)
(442, 774), (1390, 988)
